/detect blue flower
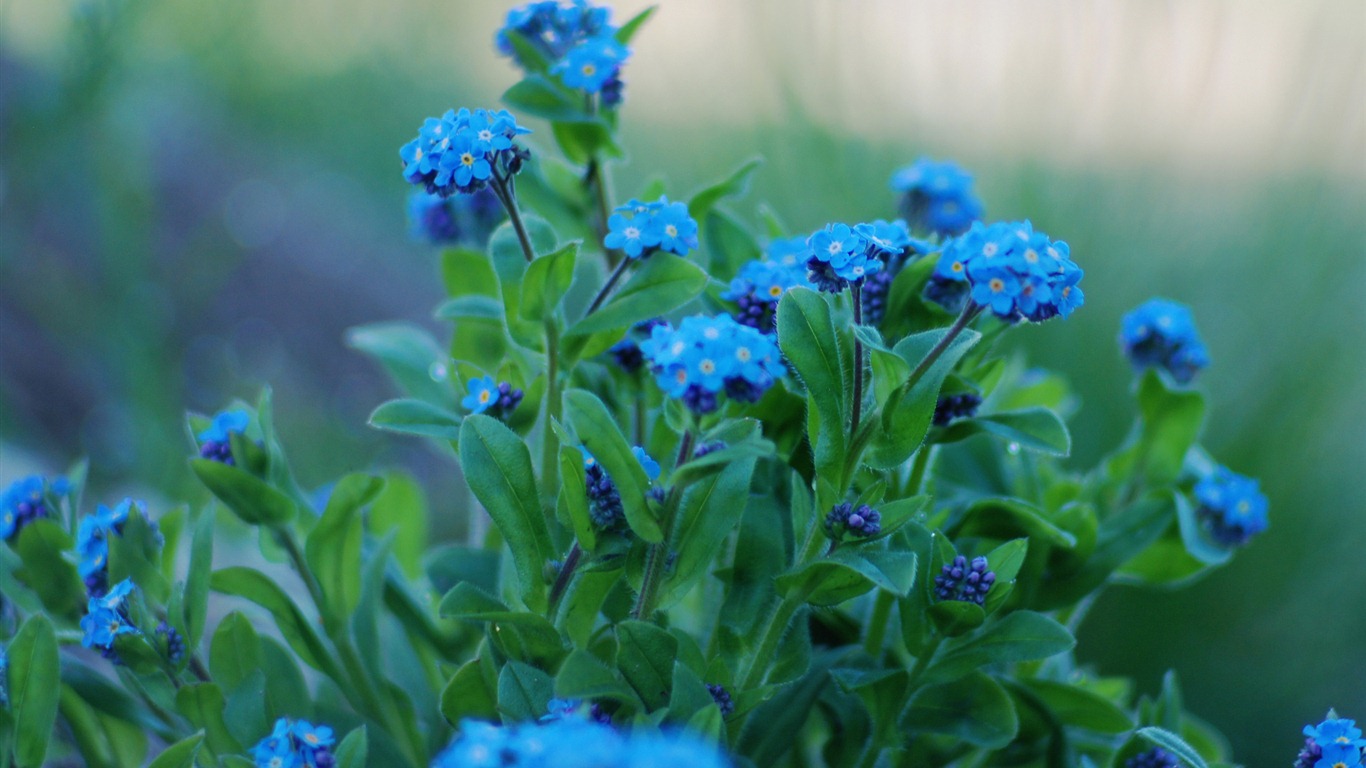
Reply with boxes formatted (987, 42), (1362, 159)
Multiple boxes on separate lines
(1, 475), (51, 541)
(432, 720), (518, 768)
(824, 503), (882, 540)
(631, 446), (661, 482)
(890, 157), (984, 236)
(933, 392), (982, 426)
(1120, 298), (1210, 384)
(76, 499), (141, 596)
(198, 409), (250, 465)
(804, 223), (888, 293)
(80, 579), (140, 651)
(1315, 744), (1364, 768)
(252, 717), (337, 768)
(292, 720), (335, 752)
(400, 108), (531, 197)
(462, 376), (498, 414)
(1308, 717), (1366, 750)
(639, 315), (784, 414)
(1125, 747), (1180, 768)
(408, 188), (505, 246)
(495, 1), (613, 67)
(432, 717), (732, 768)
(766, 235), (812, 268)
(1194, 465), (1268, 547)
(553, 35), (630, 93)
(925, 220), (1083, 322)
(604, 196), (698, 259)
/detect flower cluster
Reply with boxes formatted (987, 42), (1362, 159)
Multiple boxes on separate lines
(639, 315), (785, 414)
(75, 499), (140, 597)
(604, 196), (699, 259)
(1297, 713), (1365, 768)
(804, 223), (894, 293)
(722, 253), (813, 332)
(933, 392), (983, 427)
(580, 445), (660, 529)
(934, 555), (996, 605)
(608, 318), (668, 372)
(433, 717), (731, 768)
(463, 375), (524, 418)
(1119, 298), (1210, 385)
(495, 2), (630, 106)
(707, 684), (735, 717)
(926, 220), (1084, 322)
(1194, 465), (1269, 547)
(252, 718), (336, 768)
(2, 475), (57, 541)
(197, 409), (250, 465)
(1125, 747), (1180, 768)
(889, 158), (984, 237)
(400, 108), (531, 197)
(408, 188), (505, 247)
(79, 579), (139, 658)
(824, 502), (881, 540)
(156, 621), (186, 664)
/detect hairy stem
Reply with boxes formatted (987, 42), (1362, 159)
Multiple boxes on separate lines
(585, 257), (632, 317)
(548, 541), (582, 616)
(492, 172), (535, 263)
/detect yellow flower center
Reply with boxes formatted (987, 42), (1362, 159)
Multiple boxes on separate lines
(768, 285), (784, 297)
(582, 64), (596, 76)
(700, 360), (716, 374)
(1023, 249), (1039, 263)
(479, 390), (491, 403)
(989, 278), (1005, 292)
(666, 225), (678, 237)
(951, 261), (964, 273)
(461, 153), (475, 166)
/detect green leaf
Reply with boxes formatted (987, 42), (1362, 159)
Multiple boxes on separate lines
(174, 684), (242, 757)
(434, 295), (504, 321)
(687, 157), (762, 222)
(615, 621), (678, 710)
(927, 601), (986, 637)
(551, 121), (621, 165)
(1174, 492), (1234, 565)
(191, 460), (297, 527)
(182, 510), (215, 648)
(564, 389), (660, 542)
(367, 398), (463, 440)
(9, 615), (60, 768)
(369, 470), (429, 580)
(344, 322), (453, 407)
(488, 217), (557, 347)
(983, 538), (1028, 614)
(146, 731), (204, 768)
(777, 549), (918, 606)
(12, 520), (83, 618)
(704, 209), (762, 276)
(1137, 726), (1211, 768)
(107, 507), (170, 603)
(1018, 679), (1132, 734)
(868, 327), (981, 468)
(520, 241), (579, 321)
(667, 662), (715, 724)
(555, 649), (640, 707)
(501, 30), (553, 73)
(502, 74), (592, 122)
(902, 671), (1019, 749)
(926, 611), (1075, 685)
(438, 582), (564, 658)
(210, 567), (337, 676)
(566, 253), (709, 337)
(307, 474), (381, 626)
(951, 497), (1078, 549)
(936, 407), (1072, 456)
(776, 287), (847, 470)
(458, 414), (554, 612)
(867, 495), (930, 541)
(208, 612), (262, 692)
(498, 662), (554, 722)
(663, 429), (760, 606)
(614, 5), (656, 43)
(332, 727), (368, 768)
(736, 651), (834, 765)
(441, 658), (499, 724)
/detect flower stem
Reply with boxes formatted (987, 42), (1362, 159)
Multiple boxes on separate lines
(540, 320), (562, 511)
(548, 541), (582, 616)
(884, 303), (982, 429)
(585, 257), (632, 317)
(631, 430), (694, 620)
(492, 172), (535, 263)
(851, 283), (865, 435)
(862, 590), (895, 659)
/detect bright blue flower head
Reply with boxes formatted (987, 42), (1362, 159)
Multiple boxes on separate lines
(890, 157), (984, 236)
(804, 222), (891, 293)
(198, 409), (250, 465)
(1120, 298), (1210, 384)
(926, 220), (1083, 322)
(75, 498), (141, 596)
(723, 257), (813, 332)
(408, 188), (505, 246)
(496, 1), (612, 65)
(253, 717), (337, 768)
(604, 196), (698, 259)
(1, 475), (53, 541)
(1194, 465), (1269, 547)
(400, 108), (531, 197)
(462, 375), (524, 418)
(80, 579), (140, 652)
(553, 35), (630, 94)
(639, 314), (785, 414)
(432, 717), (732, 768)
(1306, 717), (1366, 750)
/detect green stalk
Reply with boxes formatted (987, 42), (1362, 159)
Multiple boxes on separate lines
(540, 319), (562, 512)
(884, 304), (982, 431)
(491, 172), (536, 263)
(584, 257), (632, 317)
(862, 591), (895, 659)
(631, 430), (694, 620)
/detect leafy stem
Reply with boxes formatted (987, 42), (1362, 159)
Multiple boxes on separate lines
(547, 541), (582, 617)
(883, 303), (982, 430)
(631, 429), (694, 620)
(540, 319), (562, 511)
(584, 256), (632, 317)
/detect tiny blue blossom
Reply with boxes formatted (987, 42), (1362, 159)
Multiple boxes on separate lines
(933, 555), (996, 605)
(80, 578), (140, 651)
(1194, 465), (1269, 547)
(198, 409), (250, 465)
(604, 196), (698, 259)
(553, 35), (630, 93)
(639, 314), (785, 414)
(1119, 298), (1210, 384)
(890, 157), (984, 236)
(804, 222), (889, 293)
(824, 503), (881, 540)
(722, 257), (812, 332)
(925, 220), (1083, 322)
(76, 498), (141, 596)
(400, 108), (531, 197)
(252, 717), (337, 768)
(463, 376), (498, 414)
(1125, 747), (1180, 768)
(1, 475), (52, 541)
(631, 446), (661, 482)
(495, 1), (613, 67)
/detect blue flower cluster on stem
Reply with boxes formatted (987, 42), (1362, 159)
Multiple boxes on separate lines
(253, 718), (336, 768)
(824, 503), (881, 540)
(400, 108), (531, 198)
(604, 196), (698, 259)
(76, 499), (142, 597)
(933, 555), (996, 605)
(580, 445), (659, 529)
(890, 157), (984, 237)
(639, 315), (785, 414)
(1125, 747), (1180, 768)
(1297, 712), (1366, 768)
(496, 2), (631, 107)
(463, 375), (524, 418)
(926, 220), (1083, 322)
(1120, 298), (1210, 384)
(408, 188), (505, 247)
(1, 475), (56, 541)
(1194, 465), (1269, 547)
(723, 251), (813, 333)
(804, 223), (893, 294)
(197, 409), (250, 465)
(79, 579), (139, 659)
(933, 392), (983, 427)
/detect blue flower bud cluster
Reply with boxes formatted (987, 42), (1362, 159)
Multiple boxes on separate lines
(463, 375), (524, 418)
(707, 684), (735, 717)
(156, 621), (186, 664)
(79, 579), (139, 658)
(933, 392), (983, 427)
(433, 717), (732, 768)
(889, 158), (984, 237)
(408, 188), (505, 247)
(580, 445), (660, 529)
(1194, 465), (1269, 547)
(1, 475), (58, 541)
(253, 718), (337, 768)
(1119, 298), (1210, 385)
(496, 2), (630, 106)
(197, 409), (250, 465)
(639, 315), (785, 414)
(76, 499), (142, 597)
(604, 197), (699, 259)
(1125, 747), (1180, 768)
(400, 108), (531, 197)
(926, 220), (1084, 322)
(824, 502), (881, 539)
(804, 223), (896, 293)
(1297, 713), (1365, 768)
(934, 555), (996, 605)
(722, 253), (813, 333)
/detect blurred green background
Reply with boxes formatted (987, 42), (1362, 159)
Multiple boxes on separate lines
(1, 0), (1362, 762)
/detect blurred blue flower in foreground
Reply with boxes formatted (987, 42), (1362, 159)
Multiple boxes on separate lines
(433, 717), (730, 768)
(497, 1), (631, 106)
(1296, 711), (1366, 768)
(1, 475), (52, 541)
(890, 157), (984, 237)
(1194, 465), (1269, 547)
(640, 315), (784, 414)
(408, 188), (505, 247)
(1120, 298), (1210, 384)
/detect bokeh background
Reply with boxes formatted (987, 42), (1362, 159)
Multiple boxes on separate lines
(2, 0), (1362, 762)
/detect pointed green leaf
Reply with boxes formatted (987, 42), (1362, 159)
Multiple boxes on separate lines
(1138, 726), (1211, 768)
(936, 407), (1072, 456)
(520, 241), (579, 321)
(146, 731), (204, 768)
(9, 615), (61, 768)
(306, 473), (383, 623)
(903, 671), (1018, 748)
(926, 611), (1075, 685)
(191, 460), (296, 527)
(616, 621), (678, 710)
(566, 253), (709, 337)
(564, 389), (660, 542)
(368, 398), (463, 440)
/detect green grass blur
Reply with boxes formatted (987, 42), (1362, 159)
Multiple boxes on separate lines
(1, 0), (1362, 763)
